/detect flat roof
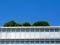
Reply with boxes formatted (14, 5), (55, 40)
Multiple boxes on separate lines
(0, 26), (60, 28)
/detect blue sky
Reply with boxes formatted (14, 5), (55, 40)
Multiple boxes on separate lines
(0, 0), (60, 26)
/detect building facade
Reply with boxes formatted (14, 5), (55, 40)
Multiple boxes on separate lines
(0, 26), (60, 45)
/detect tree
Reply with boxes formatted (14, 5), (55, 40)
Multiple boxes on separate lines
(23, 22), (31, 26)
(3, 20), (22, 27)
(15, 23), (22, 26)
(3, 20), (50, 27)
(32, 21), (50, 26)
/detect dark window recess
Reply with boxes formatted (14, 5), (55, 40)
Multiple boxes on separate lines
(50, 28), (54, 32)
(45, 28), (49, 32)
(55, 28), (60, 32)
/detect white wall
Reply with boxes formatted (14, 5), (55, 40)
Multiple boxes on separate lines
(0, 32), (60, 39)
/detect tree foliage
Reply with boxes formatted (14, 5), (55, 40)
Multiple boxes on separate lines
(32, 21), (50, 26)
(3, 20), (50, 26)
(23, 22), (31, 26)
(15, 23), (22, 26)
(3, 20), (22, 27)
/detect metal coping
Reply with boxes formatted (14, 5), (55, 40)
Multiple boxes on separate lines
(0, 39), (60, 40)
(0, 26), (60, 28)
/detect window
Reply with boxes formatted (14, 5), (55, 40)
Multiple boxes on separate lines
(21, 28), (25, 32)
(7, 28), (11, 32)
(26, 28), (31, 32)
(56, 40), (60, 44)
(6, 40), (10, 44)
(40, 40), (44, 44)
(15, 39), (19, 44)
(1, 28), (6, 32)
(25, 40), (29, 44)
(0, 28), (1, 32)
(50, 40), (55, 43)
(55, 28), (60, 32)
(35, 28), (39, 32)
(44, 40), (49, 44)
(50, 28), (54, 32)
(11, 28), (15, 32)
(16, 28), (20, 32)
(40, 28), (44, 32)
(2, 30), (6, 32)
(1, 40), (5, 44)
(44, 28), (49, 32)
(20, 40), (24, 44)
(0, 39), (60, 44)
(7, 30), (11, 32)
(31, 30), (34, 32)
(35, 40), (39, 44)
(30, 40), (34, 44)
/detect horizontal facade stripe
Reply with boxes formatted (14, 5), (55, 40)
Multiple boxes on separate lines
(1, 39), (60, 40)
(0, 39), (60, 44)
(0, 26), (60, 28)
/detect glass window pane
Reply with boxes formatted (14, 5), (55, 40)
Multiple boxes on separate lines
(26, 28), (31, 32)
(21, 28), (25, 32)
(16, 28), (20, 32)
(40, 28), (44, 32)
(56, 40), (60, 44)
(45, 40), (49, 44)
(45, 28), (49, 32)
(40, 40), (44, 44)
(35, 28), (39, 32)
(50, 28), (54, 32)
(35, 40), (39, 44)
(25, 40), (29, 44)
(2, 30), (6, 32)
(50, 40), (55, 43)
(0, 28), (1, 32)
(55, 28), (60, 32)
(30, 40), (34, 44)
(7, 28), (11, 32)
(21, 40), (24, 43)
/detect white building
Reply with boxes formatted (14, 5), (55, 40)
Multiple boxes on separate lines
(0, 26), (60, 45)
